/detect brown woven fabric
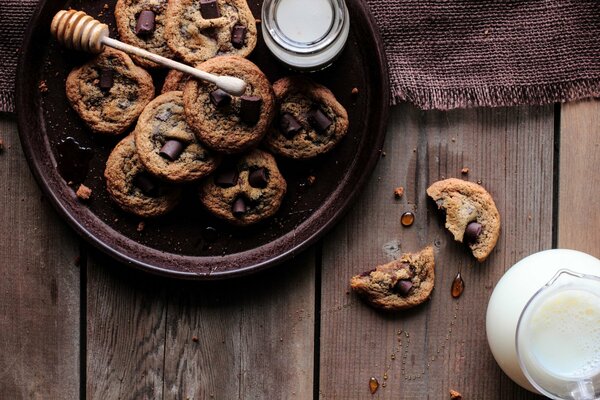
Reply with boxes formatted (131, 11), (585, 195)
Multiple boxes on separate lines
(366, 0), (600, 109)
(0, 0), (38, 113)
(1, 1), (600, 111)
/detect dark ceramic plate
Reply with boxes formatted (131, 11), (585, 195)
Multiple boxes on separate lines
(17, 0), (389, 279)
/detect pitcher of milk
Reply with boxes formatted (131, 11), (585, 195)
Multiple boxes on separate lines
(486, 249), (600, 399)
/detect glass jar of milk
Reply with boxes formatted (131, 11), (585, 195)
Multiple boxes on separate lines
(486, 249), (600, 399)
(261, 0), (350, 71)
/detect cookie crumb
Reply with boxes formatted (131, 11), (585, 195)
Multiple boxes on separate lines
(307, 175), (316, 186)
(394, 186), (404, 199)
(0, 138), (4, 152)
(351, 87), (359, 96)
(461, 167), (469, 175)
(192, 336), (199, 342)
(76, 184), (92, 200)
(137, 221), (146, 232)
(450, 389), (462, 399)
(451, 137), (456, 142)
(255, 18), (261, 24)
(38, 80), (48, 94)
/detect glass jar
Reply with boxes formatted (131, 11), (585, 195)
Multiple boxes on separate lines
(261, 0), (350, 71)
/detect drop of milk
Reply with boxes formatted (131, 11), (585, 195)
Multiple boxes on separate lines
(275, 0), (334, 43)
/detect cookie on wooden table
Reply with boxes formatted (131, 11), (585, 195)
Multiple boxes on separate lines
(66, 48), (155, 135)
(264, 77), (349, 159)
(134, 91), (220, 183)
(183, 56), (275, 154)
(427, 178), (500, 262)
(199, 149), (286, 226)
(350, 246), (435, 311)
(165, 0), (257, 65)
(105, 135), (182, 217)
(115, 0), (175, 68)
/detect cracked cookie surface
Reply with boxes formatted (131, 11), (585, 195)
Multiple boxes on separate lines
(350, 246), (435, 311)
(427, 178), (500, 262)
(199, 149), (286, 226)
(183, 56), (275, 154)
(66, 48), (155, 135)
(105, 135), (182, 217)
(115, 0), (176, 68)
(264, 77), (349, 159)
(165, 0), (257, 65)
(135, 91), (220, 182)
(161, 70), (190, 93)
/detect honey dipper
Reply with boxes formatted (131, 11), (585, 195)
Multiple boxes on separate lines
(50, 9), (247, 95)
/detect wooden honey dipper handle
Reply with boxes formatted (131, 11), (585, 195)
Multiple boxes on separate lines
(50, 10), (247, 95)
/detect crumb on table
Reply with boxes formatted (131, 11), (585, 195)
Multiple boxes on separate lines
(38, 80), (48, 94)
(461, 167), (469, 175)
(351, 87), (359, 96)
(0, 138), (4, 152)
(307, 175), (316, 186)
(137, 221), (145, 232)
(76, 184), (92, 200)
(394, 186), (404, 199)
(450, 389), (462, 399)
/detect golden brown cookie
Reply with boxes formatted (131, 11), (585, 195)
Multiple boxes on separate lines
(264, 77), (349, 159)
(115, 0), (176, 68)
(427, 178), (501, 262)
(350, 246), (435, 311)
(183, 56), (275, 154)
(104, 135), (182, 217)
(199, 149), (286, 226)
(65, 48), (155, 135)
(164, 0), (257, 65)
(161, 70), (190, 93)
(134, 91), (220, 182)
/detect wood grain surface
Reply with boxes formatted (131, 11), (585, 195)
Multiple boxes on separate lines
(0, 116), (80, 399)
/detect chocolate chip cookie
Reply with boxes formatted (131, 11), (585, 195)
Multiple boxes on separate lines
(134, 91), (220, 182)
(350, 246), (436, 311)
(105, 135), (182, 217)
(66, 48), (155, 135)
(264, 77), (349, 159)
(427, 178), (501, 262)
(115, 0), (175, 68)
(164, 0), (257, 65)
(183, 56), (275, 154)
(161, 70), (190, 93)
(199, 149), (286, 225)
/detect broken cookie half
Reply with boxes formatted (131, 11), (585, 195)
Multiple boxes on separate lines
(427, 178), (500, 262)
(350, 246), (435, 311)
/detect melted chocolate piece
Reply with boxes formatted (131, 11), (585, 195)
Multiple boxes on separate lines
(214, 168), (239, 188)
(99, 68), (114, 91)
(280, 113), (302, 138)
(135, 10), (155, 35)
(240, 95), (262, 125)
(231, 24), (246, 48)
(308, 108), (332, 133)
(134, 173), (159, 197)
(56, 137), (94, 185)
(464, 222), (482, 243)
(159, 140), (185, 161)
(200, 0), (220, 19)
(394, 279), (413, 296)
(248, 168), (268, 188)
(232, 197), (246, 217)
(210, 89), (232, 107)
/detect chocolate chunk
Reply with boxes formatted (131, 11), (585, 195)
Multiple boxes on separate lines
(231, 24), (246, 49)
(464, 222), (482, 243)
(240, 95), (262, 125)
(232, 197), (247, 217)
(135, 10), (155, 35)
(134, 173), (158, 197)
(308, 108), (332, 133)
(214, 168), (239, 188)
(99, 68), (114, 91)
(394, 279), (413, 296)
(155, 110), (172, 122)
(159, 140), (185, 161)
(280, 113), (302, 138)
(200, 0), (220, 19)
(248, 168), (268, 188)
(210, 89), (232, 107)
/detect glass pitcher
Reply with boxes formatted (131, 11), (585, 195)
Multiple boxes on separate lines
(516, 269), (600, 399)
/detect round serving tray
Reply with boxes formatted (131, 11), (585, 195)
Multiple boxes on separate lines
(17, 0), (389, 279)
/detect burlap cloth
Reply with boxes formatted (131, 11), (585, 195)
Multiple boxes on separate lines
(1, 0), (599, 112)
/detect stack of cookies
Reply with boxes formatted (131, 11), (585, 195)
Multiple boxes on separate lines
(64, 0), (349, 226)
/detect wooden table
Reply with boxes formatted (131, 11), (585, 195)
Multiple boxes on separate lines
(1, 99), (598, 399)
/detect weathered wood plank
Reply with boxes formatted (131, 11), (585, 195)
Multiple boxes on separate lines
(86, 251), (167, 400)
(558, 100), (600, 255)
(0, 116), (80, 399)
(164, 250), (315, 400)
(319, 104), (554, 399)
